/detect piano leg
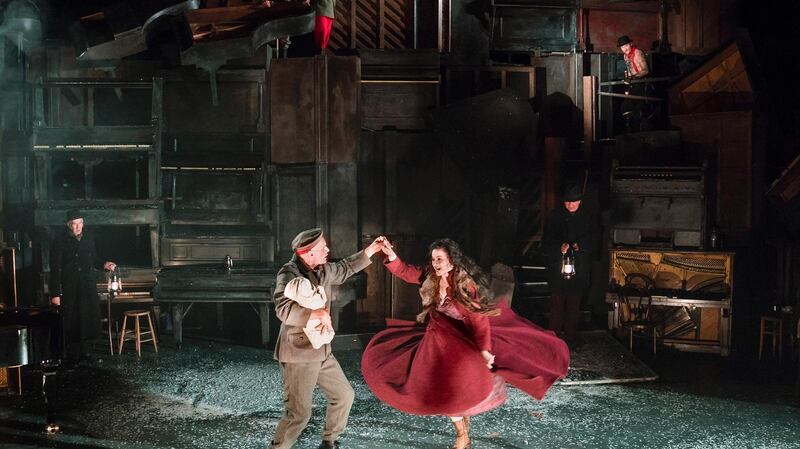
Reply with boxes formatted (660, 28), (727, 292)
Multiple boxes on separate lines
(796, 344), (800, 398)
(216, 303), (224, 331)
(172, 304), (183, 348)
(107, 292), (115, 355)
(41, 359), (60, 433)
(259, 303), (270, 348)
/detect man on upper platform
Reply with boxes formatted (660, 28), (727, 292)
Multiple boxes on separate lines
(617, 35), (651, 132)
(618, 35), (649, 81)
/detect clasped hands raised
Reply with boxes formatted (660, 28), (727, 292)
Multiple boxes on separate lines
(365, 236), (496, 369)
(307, 236), (396, 334)
(364, 235), (397, 261)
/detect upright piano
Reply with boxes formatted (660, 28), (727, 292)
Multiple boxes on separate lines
(154, 262), (279, 348)
(153, 262), (367, 347)
(606, 248), (734, 355)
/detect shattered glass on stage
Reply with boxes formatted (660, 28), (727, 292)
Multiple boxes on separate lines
(1, 339), (799, 449)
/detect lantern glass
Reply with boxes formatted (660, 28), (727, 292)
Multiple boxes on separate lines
(561, 250), (576, 280)
(107, 271), (122, 293)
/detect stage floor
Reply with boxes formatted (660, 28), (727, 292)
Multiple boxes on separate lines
(560, 330), (658, 385)
(1, 331), (799, 449)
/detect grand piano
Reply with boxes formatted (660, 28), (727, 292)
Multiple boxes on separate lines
(0, 246), (63, 432)
(0, 306), (63, 433)
(70, 0), (315, 104)
(73, 0), (313, 67)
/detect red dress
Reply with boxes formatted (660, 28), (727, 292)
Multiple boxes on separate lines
(361, 258), (570, 417)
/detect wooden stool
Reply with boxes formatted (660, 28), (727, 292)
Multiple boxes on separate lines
(118, 310), (158, 357)
(759, 314), (784, 363)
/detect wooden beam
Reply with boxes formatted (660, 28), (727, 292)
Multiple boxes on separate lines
(583, 75), (597, 159)
(351, 0), (357, 48)
(378, 0), (386, 48)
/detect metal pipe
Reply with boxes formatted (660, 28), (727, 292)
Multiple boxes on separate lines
(360, 80), (440, 84)
(18, 32), (26, 131)
(516, 265), (547, 270)
(536, 51), (573, 56)
(599, 91), (664, 101)
(413, 0), (418, 49)
(39, 79), (152, 88)
(600, 76), (673, 87)
(493, 3), (578, 9)
(10, 248), (18, 307)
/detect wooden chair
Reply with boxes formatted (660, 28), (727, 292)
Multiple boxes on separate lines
(759, 313), (784, 363)
(619, 284), (659, 355)
(795, 319), (800, 397)
(795, 318), (800, 360)
(118, 310), (158, 357)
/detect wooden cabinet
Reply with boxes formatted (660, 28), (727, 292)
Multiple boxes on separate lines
(671, 111), (757, 247)
(490, 1), (578, 53)
(669, 39), (768, 248)
(269, 56), (361, 261)
(270, 56), (360, 164)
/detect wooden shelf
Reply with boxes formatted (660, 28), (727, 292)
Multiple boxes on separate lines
(165, 210), (266, 226)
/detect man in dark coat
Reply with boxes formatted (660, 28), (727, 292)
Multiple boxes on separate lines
(542, 184), (599, 345)
(50, 210), (116, 361)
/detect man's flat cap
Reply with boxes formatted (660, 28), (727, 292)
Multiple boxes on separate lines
(617, 35), (633, 47)
(66, 209), (84, 222)
(292, 228), (324, 254)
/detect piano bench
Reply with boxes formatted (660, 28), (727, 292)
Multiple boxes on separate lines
(118, 310), (159, 357)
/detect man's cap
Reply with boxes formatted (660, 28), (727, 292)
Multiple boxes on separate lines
(617, 35), (633, 47)
(66, 209), (84, 222)
(292, 228), (324, 254)
(562, 183), (583, 202)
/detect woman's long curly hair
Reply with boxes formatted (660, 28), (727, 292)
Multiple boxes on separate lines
(420, 238), (498, 320)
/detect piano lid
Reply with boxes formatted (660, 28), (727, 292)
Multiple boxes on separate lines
(0, 325), (33, 368)
(155, 262), (280, 293)
(72, 0), (314, 70)
(72, 0), (201, 67)
(668, 34), (766, 115)
(0, 307), (62, 369)
(157, 262), (280, 275)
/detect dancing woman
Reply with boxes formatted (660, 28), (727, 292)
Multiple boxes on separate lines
(361, 238), (570, 449)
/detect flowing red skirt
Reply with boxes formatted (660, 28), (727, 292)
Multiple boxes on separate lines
(361, 300), (569, 416)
